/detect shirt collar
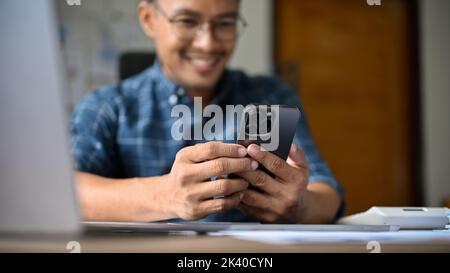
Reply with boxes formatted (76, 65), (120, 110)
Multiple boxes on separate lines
(149, 59), (179, 97)
(148, 58), (233, 107)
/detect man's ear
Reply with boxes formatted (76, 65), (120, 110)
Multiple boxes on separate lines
(138, 1), (156, 39)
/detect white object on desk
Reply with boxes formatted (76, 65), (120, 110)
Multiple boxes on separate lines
(338, 207), (449, 230)
(210, 230), (450, 245)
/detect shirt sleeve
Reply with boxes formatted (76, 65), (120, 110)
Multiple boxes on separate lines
(70, 87), (120, 178)
(263, 76), (346, 219)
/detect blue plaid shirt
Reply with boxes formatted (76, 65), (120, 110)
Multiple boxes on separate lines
(71, 61), (345, 222)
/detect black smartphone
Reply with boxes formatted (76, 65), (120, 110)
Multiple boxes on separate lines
(231, 104), (301, 192)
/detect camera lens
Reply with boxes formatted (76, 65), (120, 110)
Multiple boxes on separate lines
(265, 118), (272, 133)
(257, 111), (272, 134)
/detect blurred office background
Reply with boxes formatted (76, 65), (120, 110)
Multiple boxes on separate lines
(57, 0), (450, 215)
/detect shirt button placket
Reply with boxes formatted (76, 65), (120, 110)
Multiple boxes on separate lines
(168, 94), (178, 106)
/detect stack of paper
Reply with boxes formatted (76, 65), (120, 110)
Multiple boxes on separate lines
(210, 230), (450, 245)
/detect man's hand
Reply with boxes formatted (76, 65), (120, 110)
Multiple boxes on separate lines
(161, 142), (259, 221)
(236, 144), (309, 223)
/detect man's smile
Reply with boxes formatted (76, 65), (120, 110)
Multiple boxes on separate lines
(182, 52), (224, 74)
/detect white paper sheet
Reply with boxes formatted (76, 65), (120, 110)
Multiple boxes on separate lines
(210, 230), (450, 245)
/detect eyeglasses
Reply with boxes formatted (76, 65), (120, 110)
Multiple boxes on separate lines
(153, 4), (248, 43)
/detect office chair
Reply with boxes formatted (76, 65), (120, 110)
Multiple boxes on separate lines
(118, 52), (155, 80)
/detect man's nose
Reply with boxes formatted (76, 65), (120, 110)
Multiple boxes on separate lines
(192, 24), (220, 52)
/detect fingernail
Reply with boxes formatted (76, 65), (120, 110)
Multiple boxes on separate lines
(238, 147), (247, 157)
(248, 145), (260, 157)
(251, 160), (259, 170)
(240, 192), (245, 200)
(245, 182), (250, 188)
(295, 150), (303, 162)
(291, 144), (298, 153)
(290, 144), (302, 162)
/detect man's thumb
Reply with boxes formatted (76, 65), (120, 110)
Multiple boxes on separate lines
(287, 144), (308, 168)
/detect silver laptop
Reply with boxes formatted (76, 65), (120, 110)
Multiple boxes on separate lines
(0, 0), (395, 236)
(0, 0), (80, 235)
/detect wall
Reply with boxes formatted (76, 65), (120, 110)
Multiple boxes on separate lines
(229, 0), (273, 74)
(420, 0), (450, 206)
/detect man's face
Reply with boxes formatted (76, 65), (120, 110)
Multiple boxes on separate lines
(139, 0), (240, 91)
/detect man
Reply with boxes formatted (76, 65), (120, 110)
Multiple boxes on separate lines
(71, 0), (344, 223)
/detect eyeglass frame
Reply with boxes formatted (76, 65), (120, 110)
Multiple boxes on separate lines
(151, 2), (248, 42)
